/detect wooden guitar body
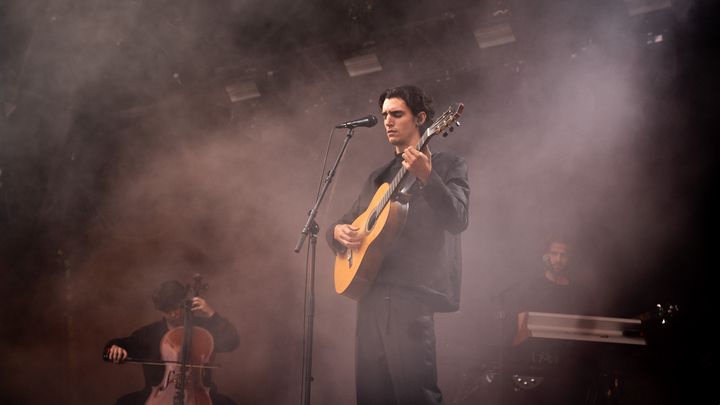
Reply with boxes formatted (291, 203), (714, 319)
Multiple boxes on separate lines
(334, 182), (408, 299)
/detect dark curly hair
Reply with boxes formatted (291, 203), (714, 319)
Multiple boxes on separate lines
(152, 280), (188, 312)
(543, 233), (572, 253)
(378, 85), (435, 132)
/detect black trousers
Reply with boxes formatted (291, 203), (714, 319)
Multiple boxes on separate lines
(356, 284), (444, 405)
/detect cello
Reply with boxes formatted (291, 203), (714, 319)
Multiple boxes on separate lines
(145, 275), (215, 405)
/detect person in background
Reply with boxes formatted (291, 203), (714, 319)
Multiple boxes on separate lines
(103, 279), (239, 405)
(509, 235), (598, 405)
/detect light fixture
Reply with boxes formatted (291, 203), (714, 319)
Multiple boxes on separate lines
(623, 0), (672, 16)
(225, 81), (260, 102)
(343, 53), (383, 77)
(473, 21), (516, 49)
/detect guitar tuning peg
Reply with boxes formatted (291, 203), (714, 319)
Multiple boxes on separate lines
(455, 121), (461, 127)
(449, 127), (454, 132)
(442, 132), (449, 137)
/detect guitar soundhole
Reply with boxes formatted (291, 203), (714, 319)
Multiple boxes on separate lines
(367, 211), (378, 231)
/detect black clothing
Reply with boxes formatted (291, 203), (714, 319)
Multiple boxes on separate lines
(516, 273), (596, 316)
(328, 151), (469, 405)
(104, 313), (239, 405)
(356, 285), (443, 405)
(327, 151), (470, 312)
(507, 273), (598, 405)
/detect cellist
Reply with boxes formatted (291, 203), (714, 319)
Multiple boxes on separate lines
(103, 279), (239, 405)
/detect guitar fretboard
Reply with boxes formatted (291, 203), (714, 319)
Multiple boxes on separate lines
(369, 103), (461, 220)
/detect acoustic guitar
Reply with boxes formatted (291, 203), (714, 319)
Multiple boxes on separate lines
(334, 103), (464, 299)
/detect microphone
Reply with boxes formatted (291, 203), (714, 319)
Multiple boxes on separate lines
(335, 114), (378, 129)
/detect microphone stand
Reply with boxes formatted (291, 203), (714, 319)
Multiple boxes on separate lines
(294, 127), (356, 405)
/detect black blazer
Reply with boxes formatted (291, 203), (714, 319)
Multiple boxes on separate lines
(326, 151), (470, 312)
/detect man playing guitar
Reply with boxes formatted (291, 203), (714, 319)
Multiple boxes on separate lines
(327, 85), (470, 405)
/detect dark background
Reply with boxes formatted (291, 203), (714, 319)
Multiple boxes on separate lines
(0, 0), (717, 403)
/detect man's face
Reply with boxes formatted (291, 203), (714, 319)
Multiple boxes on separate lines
(382, 97), (423, 151)
(547, 242), (569, 274)
(162, 306), (183, 327)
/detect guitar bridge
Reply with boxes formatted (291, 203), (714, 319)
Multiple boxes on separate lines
(346, 250), (353, 268)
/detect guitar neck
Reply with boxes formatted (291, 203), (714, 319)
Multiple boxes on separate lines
(374, 102), (463, 214)
(377, 131), (431, 209)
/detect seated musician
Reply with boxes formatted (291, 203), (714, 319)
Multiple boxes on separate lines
(509, 235), (598, 405)
(515, 235), (596, 332)
(103, 279), (239, 405)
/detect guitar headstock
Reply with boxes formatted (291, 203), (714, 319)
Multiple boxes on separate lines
(425, 102), (464, 140)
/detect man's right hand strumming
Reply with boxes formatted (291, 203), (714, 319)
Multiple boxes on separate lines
(334, 224), (363, 250)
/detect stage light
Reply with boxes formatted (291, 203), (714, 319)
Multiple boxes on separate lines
(225, 81), (260, 102)
(623, 0), (671, 16)
(473, 22), (516, 49)
(646, 32), (664, 44)
(343, 53), (383, 77)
